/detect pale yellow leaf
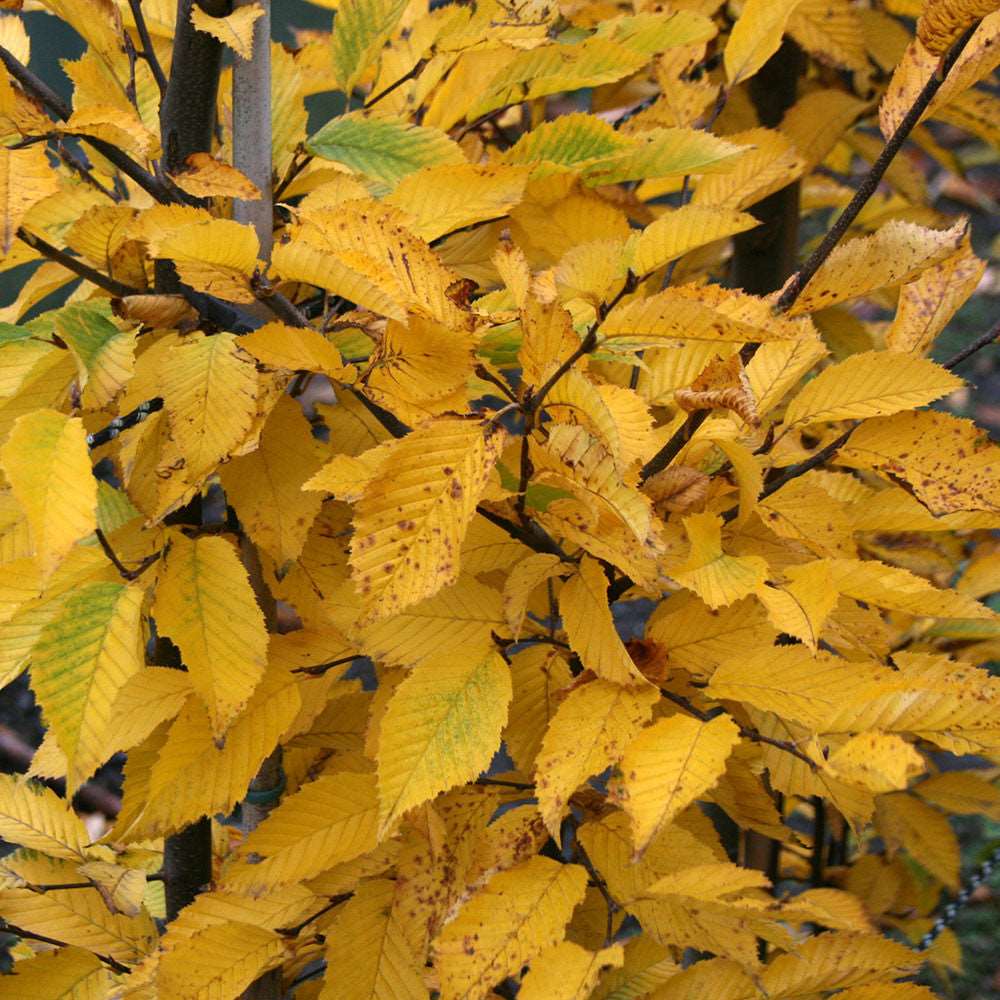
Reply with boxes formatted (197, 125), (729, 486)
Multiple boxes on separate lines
(0, 409), (97, 577)
(434, 856), (588, 1000)
(619, 713), (740, 855)
(534, 679), (658, 839)
(377, 649), (510, 835)
(152, 531), (268, 737)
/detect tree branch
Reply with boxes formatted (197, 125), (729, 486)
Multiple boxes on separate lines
(127, 0), (169, 96)
(16, 227), (138, 297)
(0, 920), (130, 975)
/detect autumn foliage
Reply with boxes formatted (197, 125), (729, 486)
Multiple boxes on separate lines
(0, 0), (999, 998)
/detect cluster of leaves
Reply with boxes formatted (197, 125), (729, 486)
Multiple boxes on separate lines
(0, 0), (999, 997)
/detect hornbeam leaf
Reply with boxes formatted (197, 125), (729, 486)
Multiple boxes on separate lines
(350, 418), (504, 623)
(434, 856), (588, 1000)
(30, 581), (144, 791)
(725, 0), (806, 84)
(221, 772), (379, 894)
(0, 947), (106, 998)
(329, 0), (408, 95)
(53, 301), (137, 410)
(619, 713), (740, 855)
(157, 921), (285, 999)
(319, 878), (429, 1000)
(782, 220), (967, 315)
(782, 351), (963, 429)
(0, 773), (90, 860)
(190, 3), (264, 59)
(307, 115), (464, 190)
(0, 145), (60, 253)
(519, 940), (624, 1000)
(152, 531), (268, 738)
(534, 679), (658, 839)
(377, 649), (511, 836)
(0, 409), (97, 577)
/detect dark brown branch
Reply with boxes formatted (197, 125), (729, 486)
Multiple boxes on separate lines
(127, 0), (169, 96)
(292, 654), (364, 676)
(476, 777), (535, 790)
(476, 505), (571, 561)
(941, 315), (1000, 370)
(17, 228), (138, 297)
(574, 839), (621, 948)
(0, 921), (131, 975)
(55, 141), (119, 202)
(774, 22), (981, 314)
(277, 895), (351, 937)
(365, 58), (427, 109)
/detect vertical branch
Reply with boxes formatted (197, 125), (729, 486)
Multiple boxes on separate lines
(232, 0), (272, 258)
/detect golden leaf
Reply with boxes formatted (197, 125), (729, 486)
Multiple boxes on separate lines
(0, 947), (106, 998)
(876, 793), (960, 888)
(170, 153), (261, 201)
(0, 773), (89, 860)
(725, 0), (806, 83)
(519, 941), (624, 1000)
(917, 0), (998, 53)
(190, 2), (264, 59)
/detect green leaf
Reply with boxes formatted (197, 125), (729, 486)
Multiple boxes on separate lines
(306, 115), (465, 190)
(330, 0), (408, 94)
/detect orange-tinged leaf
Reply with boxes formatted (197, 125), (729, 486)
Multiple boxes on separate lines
(434, 856), (588, 1000)
(672, 513), (768, 610)
(377, 649), (510, 836)
(30, 581), (144, 791)
(0, 946), (107, 998)
(619, 713), (740, 855)
(169, 152), (261, 200)
(318, 878), (429, 1000)
(157, 920), (284, 998)
(350, 418), (504, 623)
(222, 772), (379, 894)
(0, 409), (97, 577)
(0, 773), (89, 860)
(781, 351), (963, 429)
(152, 531), (268, 737)
(782, 220), (967, 315)
(560, 556), (649, 686)
(190, 2), (264, 59)
(534, 679), (658, 839)
(519, 940), (624, 1000)
(0, 145), (61, 252)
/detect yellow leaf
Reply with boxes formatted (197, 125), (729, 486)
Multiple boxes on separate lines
(158, 331), (260, 485)
(157, 920), (284, 998)
(222, 772), (378, 894)
(319, 878), (428, 1000)
(630, 205), (759, 278)
(434, 856), (588, 1000)
(672, 512), (768, 610)
(600, 283), (810, 349)
(54, 302), (137, 411)
(0, 853), (156, 963)
(707, 645), (889, 730)
(150, 219), (260, 303)
(519, 940), (624, 1000)
(0, 946), (107, 998)
(779, 887), (875, 934)
(725, 0), (805, 83)
(385, 163), (528, 242)
(835, 985), (941, 1000)
(503, 553), (564, 640)
(0, 409), (97, 577)
(876, 793), (959, 888)
(588, 936), (678, 1000)
(781, 351), (963, 429)
(619, 713), (740, 855)
(760, 932), (918, 996)
(560, 556), (649, 686)
(190, 2), (264, 59)
(647, 956), (756, 999)
(827, 733), (925, 793)
(788, 0), (867, 70)
(330, 0), (407, 94)
(77, 860), (146, 917)
(535, 679), (658, 839)
(758, 479), (856, 558)
(30, 581), (144, 791)
(0, 146), (62, 252)
(519, 293), (582, 390)
(505, 644), (573, 773)
(915, 770), (1000, 819)
(782, 219), (967, 315)
(917, 0), (998, 54)
(837, 410), (1000, 516)
(377, 649), (511, 836)
(152, 531), (268, 737)
(64, 104), (157, 160)
(755, 563), (839, 651)
(780, 89), (868, 169)
(0, 773), (89, 860)
(239, 323), (348, 380)
(350, 418), (504, 623)
(220, 395), (326, 568)
(886, 236), (986, 356)
(170, 152), (262, 201)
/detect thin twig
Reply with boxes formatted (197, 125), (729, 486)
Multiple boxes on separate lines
(127, 0), (169, 96)
(774, 22), (981, 314)
(277, 895), (351, 937)
(476, 505), (571, 561)
(55, 140), (119, 201)
(292, 654), (365, 676)
(365, 58), (427, 109)
(94, 527), (162, 582)
(476, 777), (535, 790)
(16, 227), (138, 297)
(941, 315), (1000, 370)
